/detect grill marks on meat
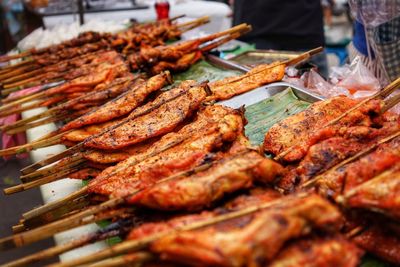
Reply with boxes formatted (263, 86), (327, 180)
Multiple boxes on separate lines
(342, 165), (400, 220)
(90, 105), (241, 185)
(146, 194), (341, 267)
(351, 224), (400, 264)
(278, 121), (400, 193)
(84, 83), (208, 150)
(88, 107), (245, 198)
(316, 136), (400, 198)
(269, 235), (363, 267)
(61, 80), (198, 143)
(263, 97), (384, 162)
(129, 150), (284, 210)
(207, 63), (285, 101)
(61, 72), (172, 131)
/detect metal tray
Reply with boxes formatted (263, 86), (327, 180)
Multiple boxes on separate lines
(204, 55), (323, 107)
(219, 81), (323, 110)
(229, 50), (302, 68)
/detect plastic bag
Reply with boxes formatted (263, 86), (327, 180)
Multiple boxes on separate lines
(302, 69), (351, 98)
(336, 56), (381, 94)
(349, 0), (400, 27)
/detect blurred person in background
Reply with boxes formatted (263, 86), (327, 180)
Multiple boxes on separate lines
(231, 0), (328, 77)
(348, 0), (400, 85)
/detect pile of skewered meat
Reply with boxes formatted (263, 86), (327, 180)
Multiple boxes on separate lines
(0, 16), (209, 94)
(0, 23), (253, 132)
(0, 71), (399, 266)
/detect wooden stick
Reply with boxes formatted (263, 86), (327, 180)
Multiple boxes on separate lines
(337, 166), (399, 204)
(21, 153), (84, 183)
(324, 77), (400, 128)
(196, 23), (250, 44)
(21, 157), (86, 184)
(0, 58), (35, 72)
(88, 253), (154, 267)
(0, 64), (37, 81)
(176, 16), (209, 29)
(6, 114), (67, 135)
(179, 18), (210, 34)
(23, 187), (89, 221)
(21, 82), (190, 174)
(21, 144), (84, 175)
(0, 100), (47, 118)
(200, 32), (245, 53)
(0, 198), (125, 251)
(2, 74), (46, 89)
(0, 91), (47, 113)
(0, 133), (63, 157)
(2, 218), (136, 267)
(0, 109), (58, 132)
(1, 69), (44, 84)
(381, 93), (400, 114)
(23, 196), (91, 230)
(0, 50), (31, 63)
(301, 130), (400, 188)
(4, 163), (85, 194)
(50, 194), (308, 267)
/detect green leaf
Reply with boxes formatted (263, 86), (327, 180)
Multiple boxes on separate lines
(244, 88), (310, 146)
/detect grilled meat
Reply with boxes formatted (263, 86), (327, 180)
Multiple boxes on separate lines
(84, 82), (208, 150)
(263, 97), (384, 162)
(269, 235), (362, 267)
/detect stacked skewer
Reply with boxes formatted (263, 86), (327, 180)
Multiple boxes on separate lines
(1, 14), (400, 267)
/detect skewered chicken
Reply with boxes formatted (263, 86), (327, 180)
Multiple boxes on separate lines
(278, 120), (400, 192)
(84, 82), (209, 150)
(269, 235), (362, 267)
(129, 194), (341, 267)
(263, 97), (384, 162)
(60, 71), (172, 131)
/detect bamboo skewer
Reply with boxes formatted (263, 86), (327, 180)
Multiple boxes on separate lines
(0, 131), (66, 158)
(381, 92), (400, 114)
(1, 156), (219, 251)
(324, 77), (400, 128)
(19, 83), (195, 174)
(5, 114), (68, 135)
(23, 187), (89, 221)
(87, 253), (154, 267)
(4, 164), (85, 194)
(0, 91), (47, 113)
(301, 130), (400, 188)
(20, 153), (85, 183)
(0, 64), (38, 81)
(0, 58), (34, 72)
(2, 218), (137, 267)
(0, 100), (47, 118)
(49, 193), (308, 267)
(21, 196), (92, 230)
(2, 69), (45, 85)
(0, 50), (31, 63)
(0, 199), (127, 251)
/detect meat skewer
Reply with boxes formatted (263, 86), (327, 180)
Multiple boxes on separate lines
(47, 193), (340, 267)
(0, 24), (250, 125)
(268, 77), (400, 162)
(0, 60), (129, 116)
(0, 111), (251, 249)
(0, 16), (209, 96)
(19, 105), (245, 224)
(0, 75), (140, 133)
(0, 57), (283, 161)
